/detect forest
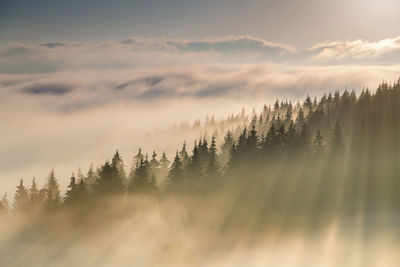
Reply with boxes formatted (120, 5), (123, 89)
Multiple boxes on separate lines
(1, 79), (400, 266)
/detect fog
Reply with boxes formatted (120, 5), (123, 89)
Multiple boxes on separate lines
(1, 64), (399, 194)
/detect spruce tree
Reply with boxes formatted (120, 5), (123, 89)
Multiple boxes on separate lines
(313, 129), (325, 158)
(220, 130), (234, 168)
(206, 136), (219, 179)
(167, 152), (184, 191)
(150, 150), (160, 169)
(85, 164), (97, 191)
(1, 193), (10, 214)
(112, 150), (126, 183)
(247, 124), (259, 153)
(134, 148), (144, 166)
(159, 152), (170, 169)
(64, 173), (78, 205)
(46, 169), (61, 210)
(14, 179), (29, 212)
(330, 121), (345, 155)
(129, 159), (151, 193)
(77, 177), (88, 201)
(95, 161), (124, 196)
(188, 141), (202, 179)
(295, 108), (305, 131)
(179, 142), (190, 169)
(29, 177), (43, 208)
(285, 104), (293, 122)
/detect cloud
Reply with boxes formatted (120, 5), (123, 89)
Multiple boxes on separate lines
(1, 35), (400, 74)
(310, 36), (400, 62)
(23, 83), (73, 95)
(121, 35), (296, 55)
(39, 42), (67, 48)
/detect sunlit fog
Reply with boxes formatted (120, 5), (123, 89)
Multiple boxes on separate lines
(1, 0), (400, 266)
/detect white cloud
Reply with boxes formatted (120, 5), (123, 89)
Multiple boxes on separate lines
(310, 36), (400, 61)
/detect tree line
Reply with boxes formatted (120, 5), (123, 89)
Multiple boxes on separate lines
(1, 79), (400, 216)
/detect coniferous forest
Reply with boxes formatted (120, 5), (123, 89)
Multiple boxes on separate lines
(1, 80), (400, 266)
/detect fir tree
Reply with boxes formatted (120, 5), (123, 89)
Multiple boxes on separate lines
(285, 104), (293, 122)
(247, 124), (259, 153)
(85, 164), (97, 192)
(29, 177), (43, 208)
(14, 179), (29, 212)
(330, 121), (345, 155)
(187, 141), (202, 179)
(159, 152), (170, 169)
(64, 173), (78, 205)
(95, 161), (124, 195)
(220, 130), (234, 168)
(45, 169), (61, 210)
(112, 150), (126, 183)
(134, 148), (144, 166)
(206, 136), (219, 179)
(129, 159), (151, 193)
(150, 150), (160, 169)
(167, 152), (184, 191)
(313, 129), (325, 157)
(1, 193), (10, 213)
(179, 142), (190, 169)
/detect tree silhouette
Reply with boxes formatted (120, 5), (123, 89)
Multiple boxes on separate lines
(14, 179), (29, 212)
(45, 169), (61, 210)
(206, 136), (219, 179)
(29, 177), (43, 209)
(330, 121), (345, 155)
(313, 129), (325, 158)
(95, 160), (124, 195)
(179, 142), (190, 169)
(167, 152), (184, 191)
(64, 173), (78, 205)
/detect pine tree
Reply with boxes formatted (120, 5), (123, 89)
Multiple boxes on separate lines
(134, 148), (144, 166)
(129, 159), (151, 193)
(304, 94), (312, 111)
(46, 169), (61, 210)
(159, 152), (170, 169)
(198, 136), (210, 169)
(206, 136), (219, 179)
(14, 179), (29, 212)
(85, 164), (97, 192)
(277, 124), (286, 152)
(112, 150), (126, 183)
(295, 108), (305, 131)
(77, 177), (88, 201)
(29, 177), (43, 208)
(313, 129), (325, 158)
(220, 130), (234, 168)
(179, 142), (190, 169)
(285, 104), (293, 122)
(330, 121), (345, 155)
(298, 122), (310, 152)
(95, 161), (124, 196)
(64, 173), (78, 205)
(1, 193), (10, 214)
(237, 127), (247, 154)
(188, 141), (202, 179)
(167, 152), (184, 191)
(247, 124), (258, 153)
(150, 150), (160, 169)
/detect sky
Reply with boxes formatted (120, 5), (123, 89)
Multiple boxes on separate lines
(1, 0), (400, 46)
(1, 0), (400, 194)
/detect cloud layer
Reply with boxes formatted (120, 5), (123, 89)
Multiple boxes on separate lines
(2, 35), (400, 74)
